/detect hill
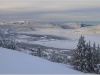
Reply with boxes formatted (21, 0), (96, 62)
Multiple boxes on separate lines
(0, 21), (100, 34)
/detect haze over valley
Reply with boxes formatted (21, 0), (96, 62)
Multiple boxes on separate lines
(0, 21), (100, 49)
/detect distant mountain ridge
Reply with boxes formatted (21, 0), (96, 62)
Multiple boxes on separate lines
(0, 21), (100, 34)
(60, 22), (82, 29)
(0, 21), (96, 29)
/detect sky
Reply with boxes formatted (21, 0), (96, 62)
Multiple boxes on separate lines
(0, 0), (100, 22)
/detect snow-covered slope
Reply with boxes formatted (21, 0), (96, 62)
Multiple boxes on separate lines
(61, 22), (82, 29)
(0, 21), (100, 34)
(0, 48), (83, 74)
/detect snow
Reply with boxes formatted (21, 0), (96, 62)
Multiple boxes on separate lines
(1, 21), (100, 34)
(30, 40), (77, 49)
(17, 35), (30, 39)
(16, 34), (100, 49)
(62, 22), (82, 29)
(0, 47), (83, 74)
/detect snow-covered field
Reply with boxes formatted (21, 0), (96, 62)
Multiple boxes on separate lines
(0, 48), (83, 74)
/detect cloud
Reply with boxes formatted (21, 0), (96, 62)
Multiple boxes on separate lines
(0, 0), (100, 21)
(39, 13), (99, 21)
(0, 0), (100, 13)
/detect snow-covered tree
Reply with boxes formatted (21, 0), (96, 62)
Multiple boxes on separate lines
(0, 29), (18, 50)
(73, 35), (86, 71)
(73, 36), (100, 73)
(0, 30), (6, 47)
(96, 44), (100, 63)
(50, 50), (56, 62)
(94, 44), (100, 73)
(37, 47), (42, 57)
(91, 42), (97, 71)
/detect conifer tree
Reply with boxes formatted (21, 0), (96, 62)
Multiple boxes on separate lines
(96, 44), (100, 63)
(37, 47), (42, 57)
(86, 41), (93, 72)
(73, 35), (86, 71)
(94, 44), (100, 73)
(73, 36), (100, 73)
(91, 42), (97, 72)
(50, 50), (56, 62)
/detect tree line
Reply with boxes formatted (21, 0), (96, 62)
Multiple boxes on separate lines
(0, 30), (18, 50)
(72, 35), (100, 73)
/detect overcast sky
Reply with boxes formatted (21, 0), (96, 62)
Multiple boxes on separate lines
(0, 0), (100, 22)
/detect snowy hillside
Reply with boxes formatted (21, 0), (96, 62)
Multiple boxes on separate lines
(0, 48), (83, 74)
(0, 21), (100, 34)
(61, 22), (82, 29)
